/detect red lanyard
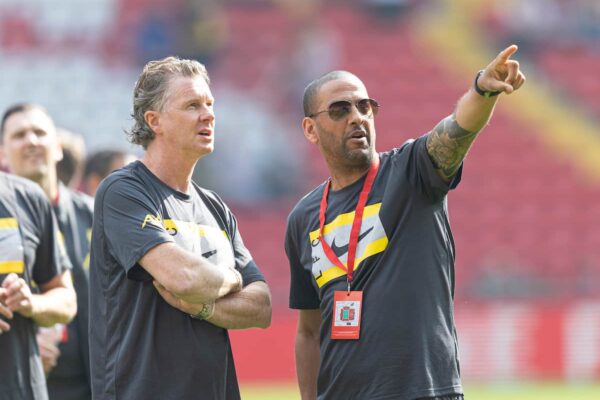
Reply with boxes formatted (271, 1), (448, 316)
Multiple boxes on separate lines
(318, 154), (380, 286)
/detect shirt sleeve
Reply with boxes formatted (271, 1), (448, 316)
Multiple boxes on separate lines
(286, 212), (320, 310)
(100, 177), (174, 279)
(391, 134), (463, 202)
(32, 195), (71, 286)
(221, 201), (265, 286)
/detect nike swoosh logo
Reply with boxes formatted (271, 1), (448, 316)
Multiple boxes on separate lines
(202, 249), (217, 258)
(330, 226), (374, 257)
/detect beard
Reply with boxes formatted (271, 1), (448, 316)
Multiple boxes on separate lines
(341, 143), (373, 168)
(317, 137), (374, 176)
(316, 123), (376, 172)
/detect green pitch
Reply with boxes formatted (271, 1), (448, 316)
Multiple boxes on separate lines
(240, 381), (600, 400)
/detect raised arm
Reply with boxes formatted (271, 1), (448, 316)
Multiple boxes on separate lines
(140, 242), (243, 305)
(426, 45), (526, 181)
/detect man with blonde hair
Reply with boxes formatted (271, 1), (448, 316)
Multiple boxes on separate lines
(89, 57), (272, 400)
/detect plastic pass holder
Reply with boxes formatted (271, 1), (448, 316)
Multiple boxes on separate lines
(331, 290), (363, 340)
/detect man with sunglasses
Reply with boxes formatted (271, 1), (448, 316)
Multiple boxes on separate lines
(286, 45), (525, 399)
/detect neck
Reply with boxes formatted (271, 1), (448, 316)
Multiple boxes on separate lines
(327, 151), (376, 190)
(36, 173), (59, 203)
(142, 151), (197, 194)
(328, 163), (372, 191)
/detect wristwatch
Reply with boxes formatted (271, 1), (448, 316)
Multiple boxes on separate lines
(190, 302), (215, 320)
(474, 70), (500, 98)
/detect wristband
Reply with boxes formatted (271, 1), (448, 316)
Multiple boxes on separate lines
(190, 302), (215, 320)
(474, 70), (500, 98)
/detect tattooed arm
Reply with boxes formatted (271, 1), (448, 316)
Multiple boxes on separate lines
(426, 113), (483, 181)
(426, 44), (526, 182)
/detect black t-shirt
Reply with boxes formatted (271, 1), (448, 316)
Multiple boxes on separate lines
(0, 172), (69, 400)
(89, 161), (265, 400)
(46, 184), (93, 400)
(286, 136), (464, 400)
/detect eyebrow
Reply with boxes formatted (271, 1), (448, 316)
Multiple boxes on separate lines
(182, 97), (214, 105)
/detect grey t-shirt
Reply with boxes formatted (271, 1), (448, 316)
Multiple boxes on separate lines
(0, 172), (68, 400)
(286, 135), (463, 400)
(89, 161), (264, 400)
(47, 184), (93, 400)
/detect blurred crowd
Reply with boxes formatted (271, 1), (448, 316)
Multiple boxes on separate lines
(482, 0), (600, 53)
(0, 0), (598, 305)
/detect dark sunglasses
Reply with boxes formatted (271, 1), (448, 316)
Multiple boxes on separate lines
(309, 98), (380, 121)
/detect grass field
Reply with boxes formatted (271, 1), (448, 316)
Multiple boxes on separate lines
(240, 381), (600, 399)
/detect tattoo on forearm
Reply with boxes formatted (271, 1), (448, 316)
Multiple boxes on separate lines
(426, 114), (479, 180)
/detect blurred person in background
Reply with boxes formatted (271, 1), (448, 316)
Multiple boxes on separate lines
(0, 109), (77, 400)
(177, 0), (228, 68)
(364, 0), (414, 23)
(82, 149), (136, 197)
(268, 0), (340, 115)
(135, 3), (177, 65)
(89, 56), (271, 400)
(1, 104), (93, 400)
(56, 128), (86, 191)
(286, 45), (525, 400)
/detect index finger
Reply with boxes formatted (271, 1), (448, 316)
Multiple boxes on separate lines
(0, 318), (10, 333)
(1, 273), (18, 288)
(497, 45), (518, 63)
(153, 281), (173, 297)
(153, 282), (179, 305)
(5, 278), (25, 297)
(0, 302), (13, 320)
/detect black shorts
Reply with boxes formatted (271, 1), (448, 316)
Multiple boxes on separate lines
(418, 395), (464, 400)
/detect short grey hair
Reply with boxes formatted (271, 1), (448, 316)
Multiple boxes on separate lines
(128, 56), (210, 148)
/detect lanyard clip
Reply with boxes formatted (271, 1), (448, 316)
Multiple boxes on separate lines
(347, 279), (351, 294)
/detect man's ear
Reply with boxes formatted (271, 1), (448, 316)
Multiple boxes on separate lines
(144, 110), (161, 135)
(54, 136), (64, 163)
(302, 117), (319, 145)
(0, 144), (6, 170)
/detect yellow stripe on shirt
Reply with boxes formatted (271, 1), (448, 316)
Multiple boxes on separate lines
(309, 203), (382, 241)
(0, 260), (24, 274)
(0, 218), (18, 229)
(315, 236), (389, 288)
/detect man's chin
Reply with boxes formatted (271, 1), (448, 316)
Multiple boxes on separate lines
(195, 145), (214, 159)
(347, 147), (373, 162)
(13, 167), (45, 183)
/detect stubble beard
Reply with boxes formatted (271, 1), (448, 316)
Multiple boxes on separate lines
(318, 124), (375, 173)
(341, 139), (373, 170)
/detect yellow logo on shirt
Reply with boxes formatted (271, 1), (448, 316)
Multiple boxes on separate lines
(308, 203), (388, 288)
(0, 217), (25, 274)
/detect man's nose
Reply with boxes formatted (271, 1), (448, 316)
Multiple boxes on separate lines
(199, 106), (215, 122)
(348, 104), (367, 125)
(23, 131), (40, 145)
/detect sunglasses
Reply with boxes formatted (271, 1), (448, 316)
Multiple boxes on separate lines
(309, 98), (380, 121)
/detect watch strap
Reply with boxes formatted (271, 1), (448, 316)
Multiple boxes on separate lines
(474, 70), (500, 98)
